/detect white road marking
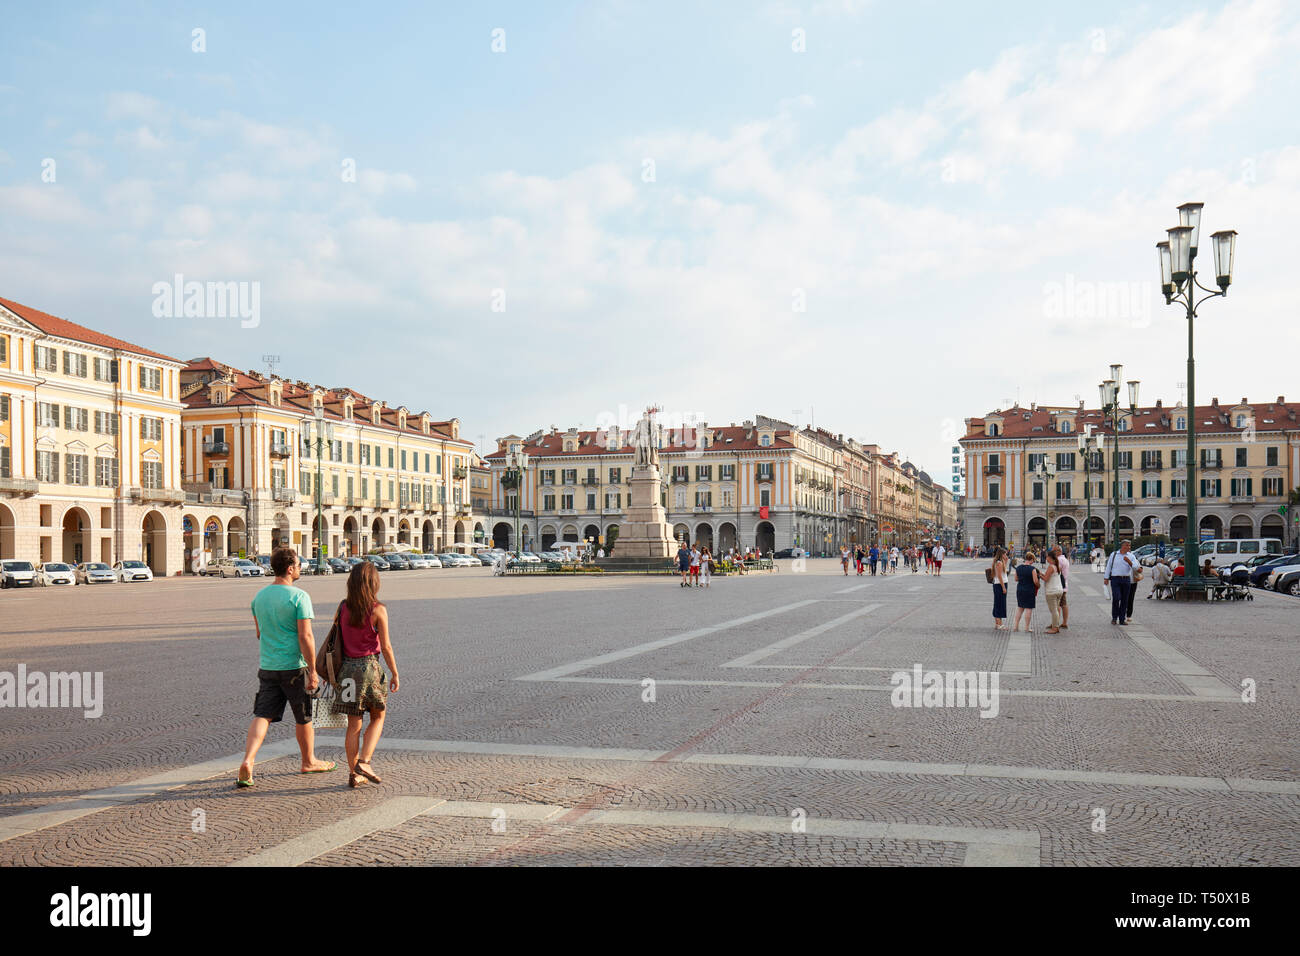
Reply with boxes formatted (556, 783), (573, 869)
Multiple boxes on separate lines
(835, 583), (869, 593)
(1002, 626), (1032, 676)
(0, 740), (301, 844)
(1093, 603), (1238, 699)
(517, 600), (819, 681)
(232, 796), (443, 866)
(721, 604), (881, 668)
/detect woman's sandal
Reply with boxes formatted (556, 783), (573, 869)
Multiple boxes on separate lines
(354, 759), (382, 784)
(348, 770), (366, 788)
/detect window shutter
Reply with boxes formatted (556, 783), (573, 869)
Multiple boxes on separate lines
(0, 395), (8, 421)
(1215, 479), (1222, 497)
(1155, 480), (1161, 498)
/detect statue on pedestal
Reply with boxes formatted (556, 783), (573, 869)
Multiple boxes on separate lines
(633, 407), (660, 469)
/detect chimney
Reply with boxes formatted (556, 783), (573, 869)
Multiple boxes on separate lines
(1241, 397), (1248, 405)
(1210, 397), (1218, 407)
(1278, 395), (1285, 404)
(1155, 399), (1162, 409)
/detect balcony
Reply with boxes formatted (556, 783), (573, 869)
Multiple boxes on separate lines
(581, 477), (599, 486)
(756, 472), (775, 483)
(1171, 496), (1187, 504)
(1053, 498), (1079, 506)
(1230, 495), (1256, 503)
(319, 492), (337, 506)
(272, 487), (297, 503)
(694, 505), (712, 512)
(558, 508), (577, 515)
(269, 441), (292, 458)
(0, 477), (38, 495)
(203, 441), (229, 455)
(982, 465), (1003, 476)
(671, 474), (689, 482)
(1200, 459), (1223, 471)
(132, 486), (186, 504)
(602, 507), (622, 515)
(452, 466), (468, 480)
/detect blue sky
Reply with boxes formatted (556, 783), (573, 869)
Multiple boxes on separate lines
(3, 0), (1298, 480)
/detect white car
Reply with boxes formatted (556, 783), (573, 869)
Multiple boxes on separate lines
(218, 558), (264, 578)
(439, 553), (476, 567)
(406, 554), (430, 569)
(76, 562), (117, 585)
(114, 560), (155, 583)
(36, 563), (77, 586)
(422, 553), (443, 568)
(1, 560), (37, 588)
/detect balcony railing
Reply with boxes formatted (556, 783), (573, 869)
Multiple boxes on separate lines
(671, 474), (689, 482)
(133, 486), (187, 504)
(694, 505), (712, 512)
(982, 465), (1003, 476)
(272, 487), (297, 502)
(581, 477), (599, 485)
(602, 507), (622, 514)
(1230, 495), (1256, 503)
(0, 477), (38, 495)
(1171, 495), (1187, 504)
(756, 472), (775, 483)
(269, 441), (292, 458)
(1200, 458), (1223, 470)
(203, 441), (229, 455)
(452, 466), (468, 479)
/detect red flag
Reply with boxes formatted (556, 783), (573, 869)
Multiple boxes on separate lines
(759, 506), (769, 519)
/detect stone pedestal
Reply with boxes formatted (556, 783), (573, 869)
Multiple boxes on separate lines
(612, 463), (675, 558)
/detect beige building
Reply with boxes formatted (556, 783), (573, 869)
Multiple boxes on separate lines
(180, 360), (479, 564)
(961, 397), (1300, 551)
(0, 297), (191, 573)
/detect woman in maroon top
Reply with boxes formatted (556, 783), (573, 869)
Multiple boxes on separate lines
(332, 561), (400, 788)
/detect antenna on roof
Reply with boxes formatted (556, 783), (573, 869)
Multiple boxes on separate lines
(1176, 381), (1186, 403)
(261, 353), (281, 378)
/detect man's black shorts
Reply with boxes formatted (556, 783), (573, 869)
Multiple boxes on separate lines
(254, 668), (313, 724)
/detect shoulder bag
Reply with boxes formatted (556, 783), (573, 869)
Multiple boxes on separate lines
(314, 601), (345, 684)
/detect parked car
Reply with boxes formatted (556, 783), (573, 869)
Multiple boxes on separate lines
(35, 562), (77, 587)
(1248, 553), (1298, 587)
(1203, 537), (1284, 569)
(218, 558), (265, 578)
(75, 562), (117, 585)
(1265, 560), (1300, 593)
(327, 557), (350, 573)
(421, 553), (444, 568)
(253, 554), (273, 573)
(407, 553), (432, 569)
(475, 552), (496, 566)
(1, 560), (37, 588)
(1271, 566), (1300, 596)
(385, 553), (412, 570)
(364, 554), (391, 571)
(114, 560), (154, 583)
(439, 553), (476, 567)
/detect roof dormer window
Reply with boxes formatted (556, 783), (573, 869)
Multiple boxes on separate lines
(986, 423), (1000, 437)
(760, 434), (771, 447)
(1175, 417), (1186, 430)
(1059, 420), (1073, 433)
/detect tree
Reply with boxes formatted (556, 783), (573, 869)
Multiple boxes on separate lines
(605, 526), (619, 555)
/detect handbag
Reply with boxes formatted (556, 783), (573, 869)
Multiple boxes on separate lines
(984, 566), (995, 584)
(314, 601), (345, 684)
(310, 684), (349, 729)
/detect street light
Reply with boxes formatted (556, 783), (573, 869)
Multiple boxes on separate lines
(304, 405), (334, 573)
(1157, 202), (1237, 597)
(503, 450), (530, 560)
(1098, 371), (1138, 555)
(1078, 426), (1100, 551)
(1036, 458), (1057, 552)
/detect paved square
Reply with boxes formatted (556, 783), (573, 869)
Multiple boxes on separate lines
(1, 559), (1297, 865)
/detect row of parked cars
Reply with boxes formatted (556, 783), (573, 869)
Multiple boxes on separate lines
(0, 560), (156, 587)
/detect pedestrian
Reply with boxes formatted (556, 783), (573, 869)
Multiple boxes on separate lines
(991, 546), (1009, 630)
(1103, 540), (1139, 625)
(1054, 545), (1070, 628)
(1012, 548), (1040, 632)
(890, 546), (900, 573)
(841, 546), (850, 576)
(1149, 558), (1172, 597)
(869, 544), (879, 576)
(677, 540), (691, 587)
(333, 561), (399, 789)
(236, 548), (336, 788)
(1090, 543), (1105, 573)
(1042, 548), (1064, 634)
(854, 545), (864, 575)
(1126, 554), (1144, 622)
(689, 542), (702, 587)
(700, 546), (712, 588)
(932, 542), (945, 576)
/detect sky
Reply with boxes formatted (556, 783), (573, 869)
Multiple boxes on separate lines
(3, 0), (1299, 488)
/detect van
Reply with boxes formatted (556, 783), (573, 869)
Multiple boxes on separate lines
(1204, 538), (1283, 569)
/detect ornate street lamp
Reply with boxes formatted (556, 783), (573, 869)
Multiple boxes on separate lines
(1098, 371), (1139, 554)
(502, 450), (530, 560)
(1078, 426), (1101, 550)
(1036, 458), (1057, 552)
(1157, 202), (1237, 596)
(304, 404), (334, 572)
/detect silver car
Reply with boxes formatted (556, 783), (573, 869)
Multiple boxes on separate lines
(37, 563), (77, 586)
(76, 562), (117, 585)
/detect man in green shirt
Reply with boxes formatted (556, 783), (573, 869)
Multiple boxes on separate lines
(236, 548), (336, 786)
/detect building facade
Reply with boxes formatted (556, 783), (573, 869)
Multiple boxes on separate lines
(180, 360), (479, 566)
(961, 398), (1300, 551)
(0, 297), (191, 573)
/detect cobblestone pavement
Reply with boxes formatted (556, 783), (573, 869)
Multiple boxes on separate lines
(1, 559), (1296, 865)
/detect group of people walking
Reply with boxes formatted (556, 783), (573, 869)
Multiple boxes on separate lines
(677, 541), (715, 587)
(841, 543), (947, 577)
(236, 548), (399, 791)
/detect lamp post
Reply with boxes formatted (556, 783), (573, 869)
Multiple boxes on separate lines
(1098, 369), (1140, 554)
(304, 405), (334, 573)
(1157, 202), (1237, 595)
(1078, 427), (1099, 552)
(504, 450), (530, 560)
(1036, 459), (1057, 553)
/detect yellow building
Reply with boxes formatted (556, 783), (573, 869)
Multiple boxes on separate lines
(0, 297), (188, 572)
(180, 360), (479, 564)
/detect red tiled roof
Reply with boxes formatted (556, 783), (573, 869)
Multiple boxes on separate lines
(181, 357), (468, 443)
(484, 426), (796, 459)
(0, 296), (181, 363)
(962, 399), (1300, 441)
